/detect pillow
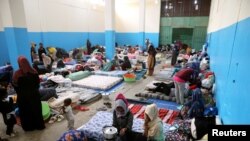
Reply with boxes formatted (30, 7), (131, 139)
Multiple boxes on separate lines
(67, 71), (91, 81)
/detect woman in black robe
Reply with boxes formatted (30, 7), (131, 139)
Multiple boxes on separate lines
(12, 56), (45, 131)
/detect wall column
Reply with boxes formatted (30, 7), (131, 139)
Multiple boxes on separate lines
(0, 0), (29, 69)
(105, 0), (115, 60)
(139, 0), (146, 50)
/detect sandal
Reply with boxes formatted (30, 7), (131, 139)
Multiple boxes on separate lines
(49, 116), (57, 124)
(57, 115), (64, 122)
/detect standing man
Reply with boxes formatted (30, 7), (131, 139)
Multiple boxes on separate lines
(38, 43), (46, 62)
(30, 42), (37, 63)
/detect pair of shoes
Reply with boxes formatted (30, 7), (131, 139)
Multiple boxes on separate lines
(96, 106), (107, 111)
(7, 133), (16, 137)
(49, 115), (64, 123)
(57, 115), (64, 122)
(48, 116), (57, 124)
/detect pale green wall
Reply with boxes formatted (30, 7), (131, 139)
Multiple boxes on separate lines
(160, 16), (209, 50)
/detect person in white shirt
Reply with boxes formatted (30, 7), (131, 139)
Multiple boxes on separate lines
(63, 98), (74, 130)
(41, 53), (52, 72)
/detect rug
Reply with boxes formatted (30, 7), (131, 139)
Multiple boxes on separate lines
(128, 104), (179, 125)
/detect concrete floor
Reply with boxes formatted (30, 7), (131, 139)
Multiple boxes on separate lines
(0, 58), (170, 141)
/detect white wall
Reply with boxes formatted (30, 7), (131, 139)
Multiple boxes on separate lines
(0, 15), (3, 31)
(23, 0), (105, 32)
(207, 0), (250, 33)
(115, 0), (160, 33)
(9, 0), (27, 28)
(115, 0), (139, 32)
(0, 0), (14, 27)
(145, 0), (160, 33)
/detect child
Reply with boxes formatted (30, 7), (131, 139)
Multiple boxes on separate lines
(62, 98), (74, 130)
(0, 88), (16, 137)
(144, 104), (164, 141)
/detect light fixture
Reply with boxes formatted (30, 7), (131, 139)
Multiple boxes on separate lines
(194, 0), (198, 4)
(155, 0), (158, 4)
(165, 5), (168, 9)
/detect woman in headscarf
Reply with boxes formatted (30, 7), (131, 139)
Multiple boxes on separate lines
(144, 104), (164, 141)
(113, 93), (133, 141)
(12, 56), (45, 131)
(147, 44), (157, 76)
(121, 56), (131, 71)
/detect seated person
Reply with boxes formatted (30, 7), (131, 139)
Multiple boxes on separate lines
(113, 56), (122, 70)
(41, 53), (52, 72)
(113, 93), (133, 141)
(144, 104), (164, 141)
(121, 56), (132, 71)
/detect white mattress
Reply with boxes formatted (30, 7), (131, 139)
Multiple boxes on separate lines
(72, 75), (123, 90)
(48, 91), (80, 109)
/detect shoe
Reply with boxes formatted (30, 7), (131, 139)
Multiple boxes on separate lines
(177, 105), (183, 110)
(7, 133), (16, 137)
(49, 116), (57, 124)
(57, 115), (64, 122)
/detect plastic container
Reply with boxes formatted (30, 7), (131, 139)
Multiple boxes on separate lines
(123, 73), (136, 82)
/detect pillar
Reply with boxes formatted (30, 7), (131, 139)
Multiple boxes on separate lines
(139, 0), (146, 50)
(0, 0), (29, 70)
(105, 0), (115, 60)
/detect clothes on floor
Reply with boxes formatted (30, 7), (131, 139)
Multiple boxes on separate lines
(13, 56), (45, 131)
(57, 130), (87, 141)
(148, 82), (174, 96)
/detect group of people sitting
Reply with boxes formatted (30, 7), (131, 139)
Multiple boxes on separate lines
(58, 93), (165, 141)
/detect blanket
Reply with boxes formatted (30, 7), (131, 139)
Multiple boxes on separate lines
(128, 104), (179, 125)
(77, 111), (170, 141)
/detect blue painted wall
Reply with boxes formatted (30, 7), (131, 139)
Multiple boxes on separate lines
(0, 31), (10, 66)
(208, 17), (250, 124)
(28, 32), (105, 51)
(115, 32), (159, 48)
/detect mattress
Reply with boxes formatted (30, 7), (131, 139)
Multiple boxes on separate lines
(77, 111), (170, 141)
(48, 91), (80, 109)
(72, 75), (123, 90)
(155, 68), (175, 82)
(94, 70), (128, 77)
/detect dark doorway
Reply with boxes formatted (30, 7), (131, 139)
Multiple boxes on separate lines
(172, 28), (193, 46)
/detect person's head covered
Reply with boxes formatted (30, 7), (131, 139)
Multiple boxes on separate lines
(145, 103), (159, 122)
(115, 93), (129, 117)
